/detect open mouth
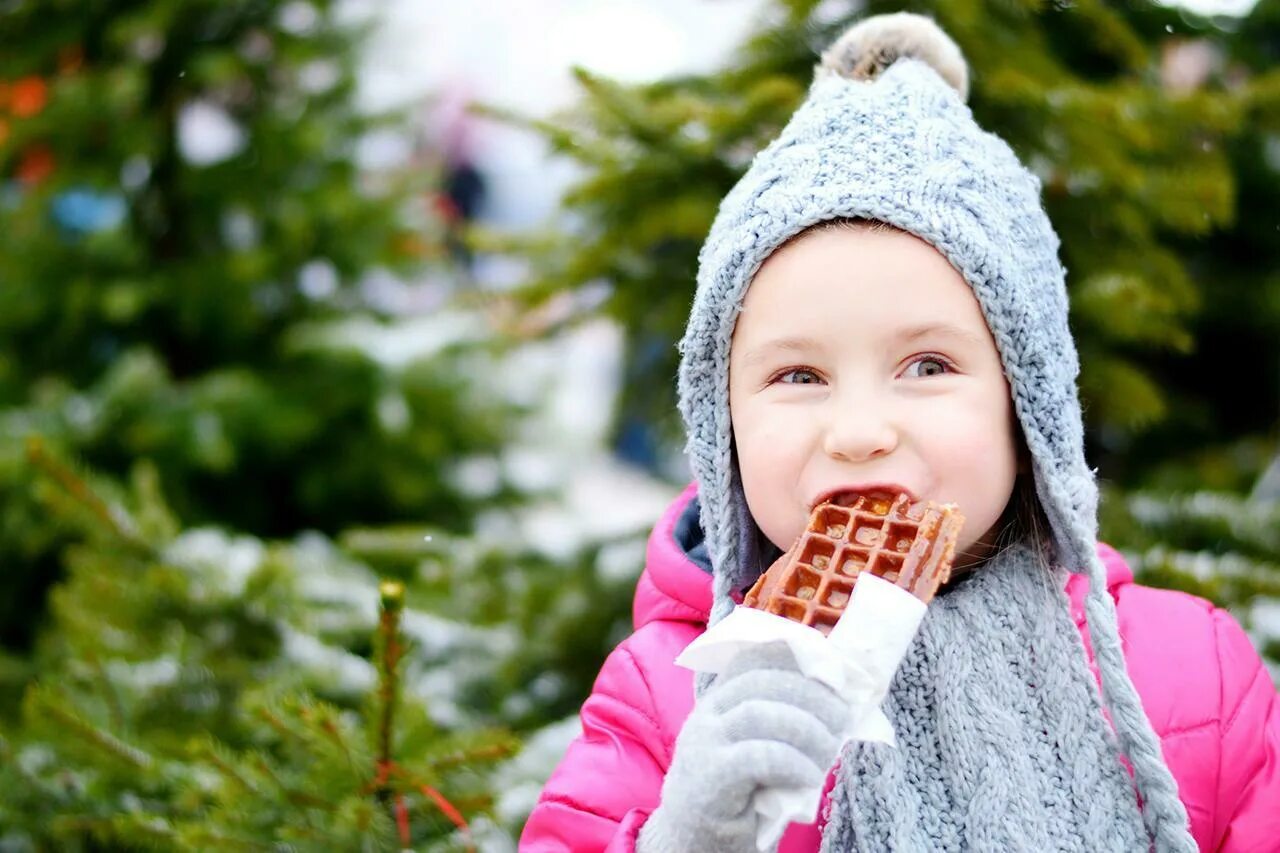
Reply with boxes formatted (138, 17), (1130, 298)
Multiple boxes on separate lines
(828, 491), (873, 507)
(814, 484), (917, 509)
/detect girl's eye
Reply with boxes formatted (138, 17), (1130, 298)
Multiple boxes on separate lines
(774, 367), (822, 385)
(904, 355), (953, 378)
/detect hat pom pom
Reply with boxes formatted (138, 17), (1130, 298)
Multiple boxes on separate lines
(819, 12), (969, 102)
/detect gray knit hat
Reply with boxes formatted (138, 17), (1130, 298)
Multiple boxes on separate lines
(676, 12), (1195, 850)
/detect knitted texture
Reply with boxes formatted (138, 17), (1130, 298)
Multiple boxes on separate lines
(636, 643), (848, 852)
(820, 545), (1148, 852)
(674, 14), (1197, 851)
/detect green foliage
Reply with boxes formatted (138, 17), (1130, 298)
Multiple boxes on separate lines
(0, 0), (521, 653)
(0, 442), (514, 851)
(344, 521), (647, 730)
(4, 328), (519, 536)
(0, 0), (658, 843)
(0, 0), (412, 389)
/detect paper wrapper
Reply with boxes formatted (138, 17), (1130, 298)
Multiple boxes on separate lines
(674, 573), (927, 852)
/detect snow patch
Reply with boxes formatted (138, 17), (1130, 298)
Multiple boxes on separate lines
(106, 656), (181, 693)
(178, 101), (246, 166)
(163, 529), (266, 597)
(304, 312), (484, 369)
(278, 624), (376, 693)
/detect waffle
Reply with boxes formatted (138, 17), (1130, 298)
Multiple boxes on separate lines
(743, 491), (964, 635)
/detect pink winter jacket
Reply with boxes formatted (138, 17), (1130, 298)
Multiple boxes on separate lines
(520, 484), (1280, 851)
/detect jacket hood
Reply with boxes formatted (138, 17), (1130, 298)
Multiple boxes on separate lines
(634, 483), (711, 630)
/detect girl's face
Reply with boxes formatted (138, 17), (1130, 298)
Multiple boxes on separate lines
(729, 225), (1021, 568)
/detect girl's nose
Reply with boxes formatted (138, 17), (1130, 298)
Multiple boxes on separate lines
(821, 404), (899, 462)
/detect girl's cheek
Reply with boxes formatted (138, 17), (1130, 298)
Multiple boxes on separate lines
(755, 417), (812, 458)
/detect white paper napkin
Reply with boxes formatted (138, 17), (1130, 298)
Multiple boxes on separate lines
(674, 573), (927, 851)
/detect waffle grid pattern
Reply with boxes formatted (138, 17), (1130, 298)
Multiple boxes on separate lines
(745, 492), (962, 634)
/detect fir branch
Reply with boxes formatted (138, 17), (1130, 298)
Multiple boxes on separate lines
(249, 752), (333, 810)
(470, 103), (604, 163)
(48, 814), (131, 845)
(177, 826), (280, 851)
(196, 740), (260, 796)
(374, 580), (406, 775)
(109, 811), (177, 848)
(82, 647), (127, 733)
(569, 66), (670, 145)
(317, 709), (361, 782)
(28, 685), (153, 770)
(423, 739), (517, 772)
(25, 436), (151, 555)
(254, 704), (297, 743)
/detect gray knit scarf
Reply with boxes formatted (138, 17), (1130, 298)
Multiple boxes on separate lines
(820, 544), (1148, 852)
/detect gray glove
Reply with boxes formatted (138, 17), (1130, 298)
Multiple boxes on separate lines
(636, 641), (848, 852)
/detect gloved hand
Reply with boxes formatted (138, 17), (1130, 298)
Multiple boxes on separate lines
(636, 641), (849, 852)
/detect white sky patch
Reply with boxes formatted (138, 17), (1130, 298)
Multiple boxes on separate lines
(357, 0), (766, 114)
(548, 1), (690, 84)
(356, 0), (767, 227)
(352, 0), (1263, 228)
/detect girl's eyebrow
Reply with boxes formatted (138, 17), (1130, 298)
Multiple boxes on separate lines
(738, 335), (824, 367)
(894, 322), (987, 348)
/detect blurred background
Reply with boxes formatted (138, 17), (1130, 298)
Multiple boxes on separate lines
(0, 0), (1276, 849)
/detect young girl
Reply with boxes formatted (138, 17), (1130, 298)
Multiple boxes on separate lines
(520, 13), (1279, 852)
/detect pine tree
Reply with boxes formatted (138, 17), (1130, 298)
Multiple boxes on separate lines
(0, 1), (670, 843)
(0, 0), (520, 651)
(1089, 0), (1280, 677)
(343, 518), (649, 732)
(0, 440), (514, 850)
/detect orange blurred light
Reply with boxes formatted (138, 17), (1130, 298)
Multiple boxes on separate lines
(11, 77), (49, 118)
